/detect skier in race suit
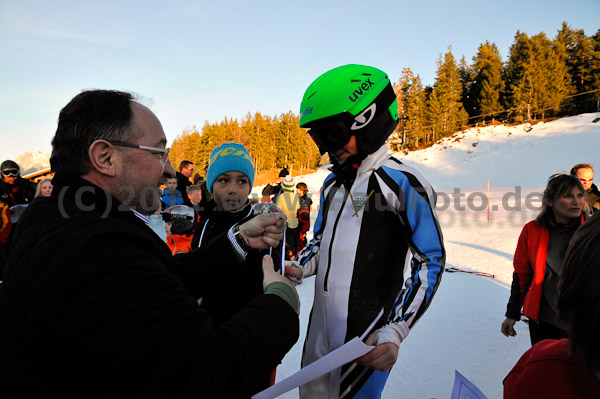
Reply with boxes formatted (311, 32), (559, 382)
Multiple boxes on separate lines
(287, 64), (446, 398)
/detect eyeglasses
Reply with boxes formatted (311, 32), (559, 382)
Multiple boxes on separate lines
(108, 141), (170, 163)
(579, 177), (593, 183)
(2, 168), (19, 177)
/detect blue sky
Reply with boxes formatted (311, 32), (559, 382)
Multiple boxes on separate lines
(1, 0), (598, 162)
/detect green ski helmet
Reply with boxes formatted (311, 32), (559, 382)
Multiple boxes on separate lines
(299, 64), (398, 155)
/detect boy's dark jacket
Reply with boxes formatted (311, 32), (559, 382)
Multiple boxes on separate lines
(0, 174), (298, 398)
(185, 200), (282, 328)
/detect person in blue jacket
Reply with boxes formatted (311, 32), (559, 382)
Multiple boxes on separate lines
(161, 176), (184, 207)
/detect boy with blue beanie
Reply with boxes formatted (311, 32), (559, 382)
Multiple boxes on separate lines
(188, 142), (282, 388)
(205, 142), (255, 202)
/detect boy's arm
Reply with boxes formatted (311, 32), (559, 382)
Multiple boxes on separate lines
(373, 168), (445, 349)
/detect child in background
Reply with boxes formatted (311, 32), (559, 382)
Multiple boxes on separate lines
(186, 185), (202, 232)
(276, 175), (300, 259)
(296, 182), (312, 252)
(164, 205), (194, 255)
(161, 177), (184, 207)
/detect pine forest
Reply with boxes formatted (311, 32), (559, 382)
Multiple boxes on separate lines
(170, 22), (600, 171)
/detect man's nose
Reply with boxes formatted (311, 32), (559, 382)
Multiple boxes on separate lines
(164, 158), (176, 179)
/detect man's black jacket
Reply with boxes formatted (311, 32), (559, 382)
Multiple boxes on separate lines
(0, 174), (298, 398)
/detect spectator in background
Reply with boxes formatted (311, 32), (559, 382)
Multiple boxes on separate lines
(0, 201), (11, 278)
(0, 160), (35, 207)
(296, 182), (312, 252)
(503, 213), (600, 398)
(570, 163), (599, 215)
(164, 205), (194, 255)
(261, 167), (289, 203)
(501, 174), (586, 345)
(276, 175), (300, 259)
(193, 172), (202, 186)
(186, 184), (202, 230)
(34, 178), (53, 198)
(198, 163), (213, 210)
(0, 160), (35, 261)
(161, 177), (184, 207)
(0, 202), (11, 250)
(177, 160), (194, 205)
(0, 89), (298, 398)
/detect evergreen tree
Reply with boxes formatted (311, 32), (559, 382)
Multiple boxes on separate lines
(470, 41), (504, 123)
(458, 55), (474, 120)
(428, 48), (469, 138)
(504, 30), (569, 121)
(503, 30), (533, 122)
(590, 29), (600, 108)
(397, 68), (428, 147)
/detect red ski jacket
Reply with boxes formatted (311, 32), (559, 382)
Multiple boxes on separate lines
(513, 216), (584, 321)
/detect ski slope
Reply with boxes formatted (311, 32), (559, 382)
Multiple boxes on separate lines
(252, 113), (600, 398)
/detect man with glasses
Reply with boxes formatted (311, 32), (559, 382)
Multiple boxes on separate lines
(177, 160), (194, 205)
(0, 90), (299, 398)
(570, 163), (600, 215)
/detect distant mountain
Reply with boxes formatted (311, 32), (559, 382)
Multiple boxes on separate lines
(15, 151), (51, 175)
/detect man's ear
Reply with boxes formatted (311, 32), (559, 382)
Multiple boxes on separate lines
(88, 140), (118, 177)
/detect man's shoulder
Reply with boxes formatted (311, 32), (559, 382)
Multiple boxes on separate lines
(176, 172), (191, 185)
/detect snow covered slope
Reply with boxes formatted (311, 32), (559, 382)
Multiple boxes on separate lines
(400, 113), (600, 189)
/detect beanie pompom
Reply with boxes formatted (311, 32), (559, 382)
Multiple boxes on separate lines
(282, 175), (295, 192)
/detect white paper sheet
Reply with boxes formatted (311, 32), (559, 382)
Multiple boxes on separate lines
(252, 337), (374, 399)
(451, 369), (488, 399)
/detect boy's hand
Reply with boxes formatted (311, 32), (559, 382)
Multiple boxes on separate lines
(356, 332), (399, 372)
(284, 261), (303, 283)
(239, 212), (286, 249)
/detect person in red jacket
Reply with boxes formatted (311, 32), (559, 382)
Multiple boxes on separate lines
(164, 205), (194, 255)
(501, 174), (586, 345)
(0, 202), (11, 251)
(0, 201), (11, 280)
(503, 213), (600, 398)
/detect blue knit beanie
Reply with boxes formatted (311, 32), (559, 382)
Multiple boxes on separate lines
(206, 143), (255, 194)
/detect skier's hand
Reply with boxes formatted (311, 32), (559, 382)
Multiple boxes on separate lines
(239, 212), (286, 249)
(284, 261), (303, 282)
(501, 317), (518, 337)
(356, 332), (398, 372)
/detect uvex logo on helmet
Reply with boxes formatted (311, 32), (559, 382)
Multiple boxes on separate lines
(348, 79), (375, 102)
